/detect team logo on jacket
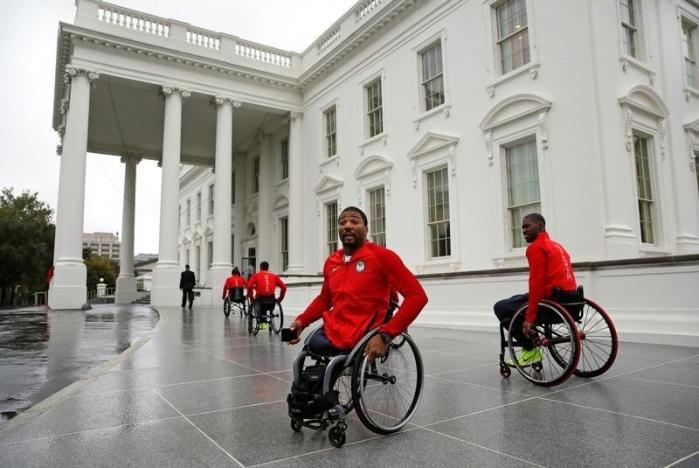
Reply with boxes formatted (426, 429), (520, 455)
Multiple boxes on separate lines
(355, 261), (365, 272)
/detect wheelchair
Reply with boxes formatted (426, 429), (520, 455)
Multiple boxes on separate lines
(287, 324), (424, 448)
(499, 286), (618, 386)
(223, 287), (248, 317)
(248, 296), (283, 335)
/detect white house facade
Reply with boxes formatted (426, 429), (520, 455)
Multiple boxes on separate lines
(50, 0), (699, 345)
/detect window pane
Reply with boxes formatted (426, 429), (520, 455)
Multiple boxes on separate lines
(497, 0), (528, 39)
(280, 217), (288, 271)
(325, 107), (337, 158)
(281, 140), (289, 180)
(620, 0), (634, 26)
(426, 167), (451, 257)
(633, 135), (655, 244)
(506, 139), (540, 248)
(326, 202), (338, 254)
(369, 187), (386, 246)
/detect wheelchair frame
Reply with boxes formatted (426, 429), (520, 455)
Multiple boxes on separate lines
(223, 288), (248, 317)
(288, 326), (424, 448)
(247, 297), (283, 335)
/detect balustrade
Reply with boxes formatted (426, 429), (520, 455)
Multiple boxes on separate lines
(97, 6), (169, 37)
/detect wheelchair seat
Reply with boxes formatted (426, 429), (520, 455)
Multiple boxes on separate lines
(552, 286), (585, 321)
(228, 287), (245, 303)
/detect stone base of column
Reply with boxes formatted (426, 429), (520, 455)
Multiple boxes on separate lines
(210, 265), (232, 302)
(115, 275), (139, 304)
(48, 261), (88, 310)
(285, 264), (305, 275)
(150, 263), (182, 307)
(604, 225), (638, 259)
(676, 234), (699, 254)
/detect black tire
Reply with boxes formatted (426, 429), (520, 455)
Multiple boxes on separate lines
(573, 298), (619, 378)
(223, 298), (231, 317)
(389, 332), (407, 349)
(270, 300), (284, 334)
(328, 426), (346, 448)
(499, 365), (511, 378)
(507, 302), (580, 387)
(351, 332), (423, 434)
(248, 303), (259, 336)
(290, 419), (302, 432)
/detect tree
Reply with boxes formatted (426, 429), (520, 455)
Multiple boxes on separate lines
(0, 188), (55, 306)
(84, 255), (117, 292)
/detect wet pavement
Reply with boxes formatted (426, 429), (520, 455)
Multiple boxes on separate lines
(0, 305), (158, 423)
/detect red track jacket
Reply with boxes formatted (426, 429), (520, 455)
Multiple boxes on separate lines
(296, 242), (428, 350)
(248, 271), (287, 301)
(526, 232), (577, 322)
(222, 275), (247, 299)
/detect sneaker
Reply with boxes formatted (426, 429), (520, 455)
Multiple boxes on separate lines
(259, 322), (268, 330)
(506, 348), (543, 367)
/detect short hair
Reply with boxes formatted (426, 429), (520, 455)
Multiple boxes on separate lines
(232, 267), (240, 275)
(523, 213), (546, 227)
(260, 261), (269, 270)
(185, 264), (190, 269)
(339, 206), (368, 226)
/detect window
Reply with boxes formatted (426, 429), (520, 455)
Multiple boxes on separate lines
(369, 187), (386, 246)
(195, 246), (201, 283)
(420, 42), (444, 111)
(253, 157), (260, 194)
(281, 140), (289, 180)
(185, 249), (190, 266)
(280, 216), (289, 271)
(208, 184), (214, 215)
(196, 192), (202, 221)
(326, 201), (338, 254)
(682, 18), (697, 88)
(207, 241), (213, 268)
(324, 106), (337, 158)
(496, 0), (530, 74)
(365, 79), (383, 138)
(695, 152), (699, 198)
(231, 172), (236, 204)
(633, 134), (655, 243)
(231, 234), (235, 265)
(620, 0), (639, 58)
(506, 139), (540, 249)
(186, 199), (191, 226)
(426, 167), (451, 257)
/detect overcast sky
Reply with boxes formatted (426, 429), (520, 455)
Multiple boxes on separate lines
(0, 0), (356, 254)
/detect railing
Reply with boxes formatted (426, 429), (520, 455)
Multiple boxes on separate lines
(235, 39), (292, 68)
(355, 0), (386, 21)
(187, 28), (220, 51)
(97, 6), (169, 37)
(315, 27), (342, 53)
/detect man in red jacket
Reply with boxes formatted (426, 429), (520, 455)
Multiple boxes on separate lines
(289, 206), (427, 361)
(494, 213), (577, 365)
(248, 261), (287, 328)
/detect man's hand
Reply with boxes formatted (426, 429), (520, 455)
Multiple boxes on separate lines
(522, 321), (537, 337)
(364, 335), (388, 362)
(288, 320), (305, 345)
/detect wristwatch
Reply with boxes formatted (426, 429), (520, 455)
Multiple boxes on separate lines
(378, 332), (392, 344)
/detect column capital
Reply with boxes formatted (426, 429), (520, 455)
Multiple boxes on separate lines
(161, 86), (191, 99)
(64, 65), (100, 83)
(120, 154), (142, 164)
(289, 111), (303, 120)
(213, 95), (242, 108)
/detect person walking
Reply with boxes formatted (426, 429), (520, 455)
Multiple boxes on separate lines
(179, 264), (196, 309)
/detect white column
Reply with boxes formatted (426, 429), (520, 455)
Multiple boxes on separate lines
(257, 133), (273, 264)
(233, 153), (247, 268)
(286, 112), (305, 274)
(116, 155), (140, 303)
(48, 65), (99, 310)
(151, 86), (190, 306)
(210, 97), (239, 291)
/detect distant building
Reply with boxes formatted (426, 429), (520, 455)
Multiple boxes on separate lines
(82, 232), (120, 261)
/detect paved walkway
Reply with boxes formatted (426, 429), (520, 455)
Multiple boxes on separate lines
(0, 305), (697, 467)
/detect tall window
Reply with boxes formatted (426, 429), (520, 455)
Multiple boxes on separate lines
(426, 167), (451, 257)
(208, 184), (214, 215)
(186, 199), (191, 226)
(369, 187), (386, 246)
(231, 234), (235, 265)
(496, 0), (530, 74)
(280, 216), (289, 271)
(207, 241), (213, 268)
(682, 19), (697, 88)
(253, 157), (260, 194)
(506, 139), (540, 249)
(420, 42), (444, 111)
(195, 245), (201, 283)
(185, 248), (190, 267)
(326, 201), (338, 254)
(196, 192), (202, 221)
(231, 172), (236, 204)
(324, 106), (337, 158)
(633, 134), (655, 244)
(620, 0), (639, 58)
(365, 79), (383, 138)
(281, 140), (289, 180)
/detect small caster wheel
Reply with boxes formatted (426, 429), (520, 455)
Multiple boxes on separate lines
(532, 362), (543, 372)
(328, 426), (346, 448)
(499, 365), (511, 378)
(290, 419), (302, 432)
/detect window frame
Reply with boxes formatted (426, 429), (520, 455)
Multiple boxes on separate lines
(681, 13), (699, 90)
(368, 186), (387, 247)
(279, 216), (289, 271)
(504, 137), (541, 250)
(196, 192), (202, 222)
(424, 166), (451, 258)
(494, 0), (531, 75)
(631, 131), (658, 245)
(418, 40), (445, 112)
(325, 201), (339, 255)
(280, 139), (289, 181)
(324, 105), (338, 159)
(252, 157), (260, 194)
(186, 198), (191, 226)
(365, 78), (384, 139)
(208, 184), (214, 216)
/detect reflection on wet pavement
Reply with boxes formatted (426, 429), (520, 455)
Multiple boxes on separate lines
(0, 305), (158, 423)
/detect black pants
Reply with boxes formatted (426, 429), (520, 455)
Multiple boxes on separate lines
(494, 293), (534, 350)
(181, 288), (194, 308)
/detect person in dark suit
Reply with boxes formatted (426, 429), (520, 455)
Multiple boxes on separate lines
(179, 264), (196, 309)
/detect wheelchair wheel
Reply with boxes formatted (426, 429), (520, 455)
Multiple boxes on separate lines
(269, 300), (283, 335)
(573, 299), (618, 378)
(223, 298), (231, 317)
(507, 302), (580, 387)
(248, 302), (259, 336)
(351, 332), (423, 434)
(389, 331), (407, 349)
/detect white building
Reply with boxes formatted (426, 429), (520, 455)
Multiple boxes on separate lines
(50, 0), (699, 344)
(82, 231), (120, 261)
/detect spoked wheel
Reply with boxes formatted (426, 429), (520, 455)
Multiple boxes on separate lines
(573, 299), (618, 378)
(269, 300), (284, 335)
(351, 333), (423, 434)
(223, 298), (231, 317)
(507, 302), (580, 387)
(248, 303), (259, 336)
